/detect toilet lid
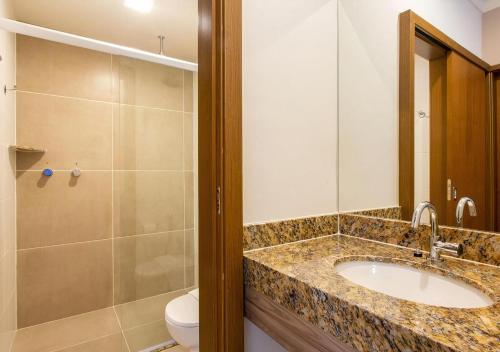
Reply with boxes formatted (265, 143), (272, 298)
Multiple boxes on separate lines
(165, 293), (199, 328)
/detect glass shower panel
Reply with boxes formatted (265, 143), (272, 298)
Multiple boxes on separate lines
(112, 55), (198, 351)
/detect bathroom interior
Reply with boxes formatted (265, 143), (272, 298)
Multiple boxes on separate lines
(0, 0), (499, 352)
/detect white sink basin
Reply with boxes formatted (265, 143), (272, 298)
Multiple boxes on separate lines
(335, 260), (493, 308)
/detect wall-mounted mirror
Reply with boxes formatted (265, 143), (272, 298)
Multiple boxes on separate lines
(339, 1), (500, 233)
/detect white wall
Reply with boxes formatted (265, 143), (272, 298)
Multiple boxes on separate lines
(244, 319), (286, 352)
(243, 0), (338, 224)
(0, 0), (17, 349)
(338, 0), (482, 212)
(243, 0), (337, 348)
(483, 7), (500, 64)
(414, 55), (430, 223)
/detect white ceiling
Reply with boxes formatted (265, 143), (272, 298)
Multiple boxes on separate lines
(470, 0), (500, 13)
(12, 0), (198, 62)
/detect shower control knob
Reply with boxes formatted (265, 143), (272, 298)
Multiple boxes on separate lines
(42, 168), (53, 177)
(72, 166), (81, 177)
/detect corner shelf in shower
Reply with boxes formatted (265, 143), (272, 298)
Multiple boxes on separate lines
(9, 145), (47, 153)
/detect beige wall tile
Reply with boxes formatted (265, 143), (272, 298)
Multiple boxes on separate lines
(55, 334), (129, 352)
(12, 307), (120, 352)
(114, 171), (184, 237)
(114, 232), (184, 304)
(0, 18), (16, 350)
(0, 197), (16, 257)
(0, 293), (16, 352)
(14, 36), (196, 338)
(113, 56), (183, 110)
(183, 71), (193, 113)
(123, 320), (171, 352)
(16, 35), (112, 101)
(17, 240), (113, 327)
(114, 289), (186, 330)
(185, 230), (195, 288)
(185, 172), (194, 229)
(113, 105), (183, 170)
(183, 114), (193, 170)
(17, 171), (112, 249)
(16, 92), (112, 170)
(0, 27), (15, 147)
(0, 148), (15, 201)
(0, 250), (16, 312)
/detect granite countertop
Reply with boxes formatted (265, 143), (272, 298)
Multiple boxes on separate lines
(244, 235), (500, 352)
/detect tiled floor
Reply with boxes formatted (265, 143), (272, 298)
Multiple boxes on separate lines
(10, 289), (192, 352)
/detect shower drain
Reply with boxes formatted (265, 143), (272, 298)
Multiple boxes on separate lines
(138, 339), (178, 352)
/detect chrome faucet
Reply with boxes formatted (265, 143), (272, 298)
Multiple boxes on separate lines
(456, 197), (477, 228)
(411, 202), (463, 263)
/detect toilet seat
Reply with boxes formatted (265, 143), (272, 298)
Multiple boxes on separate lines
(165, 289), (199, 328)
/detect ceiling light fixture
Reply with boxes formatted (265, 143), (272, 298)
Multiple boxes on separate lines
(124, 0), (154, 13)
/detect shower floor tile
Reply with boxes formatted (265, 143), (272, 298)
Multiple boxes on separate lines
(10, 301), (192, 352)
(11, 307), (122, 352)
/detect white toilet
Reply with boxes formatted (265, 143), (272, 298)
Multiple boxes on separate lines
(165, 288), (199, 352)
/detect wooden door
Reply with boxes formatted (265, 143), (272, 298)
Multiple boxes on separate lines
(199, 0), (244, 350)
(445, 52), (488, 230)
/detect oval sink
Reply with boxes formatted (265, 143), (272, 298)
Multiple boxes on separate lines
(335, 260), (493, 308)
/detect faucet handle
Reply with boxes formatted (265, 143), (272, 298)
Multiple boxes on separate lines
(434, 241), (464, 257)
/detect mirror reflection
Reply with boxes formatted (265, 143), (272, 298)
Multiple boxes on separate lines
(339, 1), (500, 232)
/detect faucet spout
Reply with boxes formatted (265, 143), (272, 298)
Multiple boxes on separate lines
(411, 202), (440, 261)
(411, 201), (437, 228)
(456, 197), (477, 227)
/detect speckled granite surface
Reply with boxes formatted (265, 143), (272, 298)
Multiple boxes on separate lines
(244, 235), (500, 352)
(349, 206), (402, 220)
(339, 214), (500, 266)
(243, 214), (338, 251)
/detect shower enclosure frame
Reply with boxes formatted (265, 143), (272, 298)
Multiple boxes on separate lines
(198, 0), (244, 350)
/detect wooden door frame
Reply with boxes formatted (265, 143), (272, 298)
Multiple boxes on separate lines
(399, 10), (495, 224)
(492, 69), (500, 230)
(198, 0), (243, 351)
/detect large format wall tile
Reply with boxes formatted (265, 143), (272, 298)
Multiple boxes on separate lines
(16, 92), (112, 170)
(17, 240), (113, 327)
(183, 114), (193, 170)
(113, 104), (183, 170)
(0, 250), (16, 311)
(114, 171), (184, 236)
(17, 171), (112, 249)
(12, 307), (120, 352)
(0, 148), (15, 201)
(114, 289), (186, 330)
(185, 172), (194, 229)
(185, 229), (195, 287)
(183, 71), (193, 113)
(16, 35), (112, 101)
(0, 197), (16, 256)
(0, 294), (16, 352)
(113, 56), (183, 110)
(114, 231), (184, 304)
(14, 36), (197, 339)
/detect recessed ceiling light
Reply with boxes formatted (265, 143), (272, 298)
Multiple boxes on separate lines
(124, 0), (154, 13)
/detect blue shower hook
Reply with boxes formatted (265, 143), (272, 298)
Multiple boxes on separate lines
(42, 168), (53, 177)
